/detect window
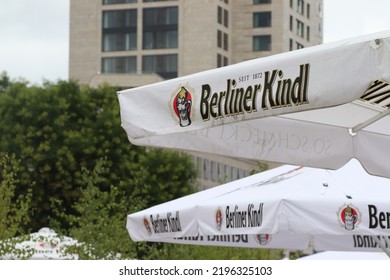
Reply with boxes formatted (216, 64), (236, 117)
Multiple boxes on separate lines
(297, 0), (304, 15)
(306, 3), (310, 18)
(217, 54), (222, 67)
(253, 11), (271, 28)
(217, 54), (228, 67)
(223, 33), (228, 51)
(231, 167), (238, 180)
(196, 157), (202, 178)
(143, 7), (178, 49)
(103, 0), (137, 4)
(289, 15), (293, 31)
(203, 159), (210, 180)
(317, 2), (323, 17)
(253, 35), (271, 51)
(218, 163), (224, 181)
(296, 42), (304, 49)
(306, 26), (310, 41)
(102, 56), (136, 73)
(211, 161), (217, 181)
(102, 10), (137, 51)
(217, 30), (222, 48)
(289, 38), (293, 51)
(142, 54), (178, 79)
(218, 6), (229, 27)
(223, 56), (228, 66)
(223, 9), (229, 27)
(143, 0), (176, 2)
(253, 0), (271, 4)
(296, 19), (304, 37)
(217, 30), (228, 50)
(218, 6), (223, 24)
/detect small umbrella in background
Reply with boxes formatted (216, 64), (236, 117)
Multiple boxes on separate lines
(126, 159), (390, 257)
(1, 228), (78, 260)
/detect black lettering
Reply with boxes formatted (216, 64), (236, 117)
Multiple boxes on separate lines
(262, 70), (278, 109)
(369, 204), (378, 228)
(200, 84), (211, 120)
(210, 92), (219, 118)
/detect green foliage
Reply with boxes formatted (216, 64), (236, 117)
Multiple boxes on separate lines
(155, 243), (284, 260)
(0, 76), (281, 260)
(50, 158), (133, 259)
(0, 71), (11, 92)
(0, 153), (32, 239)
(133, 148), (197, 206)
(0, 79), (197, 230)
(0, 153), (32, 258)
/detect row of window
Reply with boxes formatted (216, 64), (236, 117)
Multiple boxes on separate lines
(102, 33), (271, 77)
(195, 157), (251, 183)
(103, 32), (303, 76)
(253, 11), (310, 46)
(103, 0), (175, 4)
(102, 7), (178, 52)
(217, 6), (229, 28)
(290, 16), (310, 41)
(290, 0), (311, 19)
(101, 54), (177, 79)
(254, 0), (271, 4)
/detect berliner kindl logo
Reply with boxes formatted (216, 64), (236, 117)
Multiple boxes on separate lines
(337, 204), (361, 230)
(143, 217), (152, 236)
(256, 233), (271, 246)
(170, 84), (194, 127)
(215, 208), (223, 230)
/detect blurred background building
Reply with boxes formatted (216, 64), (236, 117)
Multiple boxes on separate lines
(69, 0), (323, 189)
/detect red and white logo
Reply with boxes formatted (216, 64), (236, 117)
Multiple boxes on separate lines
(255, 233), (271, 246)
(337, 204), (361, 230)
(215, 208), (223, 230)
(170, 84), (194, 127)
(143, 217), (152, 236)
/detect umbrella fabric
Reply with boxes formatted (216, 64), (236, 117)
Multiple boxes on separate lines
(126, 159), (390, 253)
(1, 228), (78, 260)
(118, 30), (390, 178)
(297, 251), (390, 260)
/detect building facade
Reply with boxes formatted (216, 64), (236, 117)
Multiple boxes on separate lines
(69, 0), (323, 88)
(69, 0), (323, 189)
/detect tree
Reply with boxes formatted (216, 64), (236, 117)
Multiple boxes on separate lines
(0, 153), (31, 239)
(0, 153), (32, 258)
(0, 79), (197, 231)
(52, 157), (194, 260)
(0, 71), (11, 92)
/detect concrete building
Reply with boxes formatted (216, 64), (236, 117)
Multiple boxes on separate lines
(69, 0), (323, 189)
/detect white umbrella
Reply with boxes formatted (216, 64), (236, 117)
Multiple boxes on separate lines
(126, 159), (390, 255)
(118, 30), (390, 178)
(1, 228), (79, 260)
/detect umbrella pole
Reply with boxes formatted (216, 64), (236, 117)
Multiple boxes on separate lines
(371, 235), (390, 257)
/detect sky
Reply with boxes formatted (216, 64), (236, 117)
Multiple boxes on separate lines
(1, 0), (390, 85)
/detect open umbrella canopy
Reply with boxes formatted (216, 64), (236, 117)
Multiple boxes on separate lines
(126, 159), (390, 253)
(0, 228), (79, 260)
(118, 30), (390, 178)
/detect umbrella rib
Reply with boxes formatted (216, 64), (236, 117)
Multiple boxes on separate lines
(349, 108), (390, 135)
(371, 235), (390, 258)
